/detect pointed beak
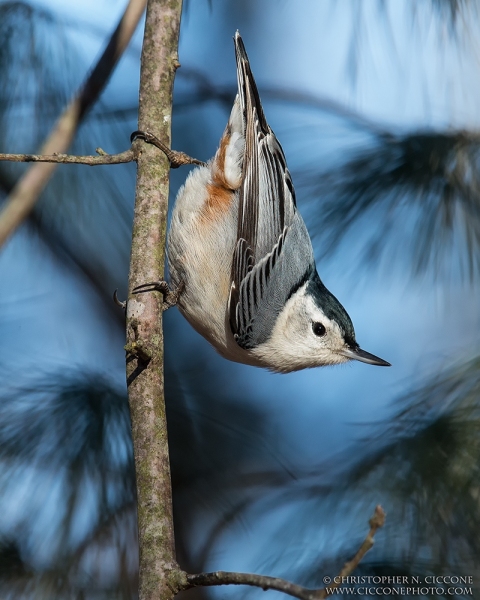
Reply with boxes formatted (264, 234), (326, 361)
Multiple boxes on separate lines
(340, 345), (391, 367)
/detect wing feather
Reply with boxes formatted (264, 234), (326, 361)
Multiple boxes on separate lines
(229, 33), (312, 349)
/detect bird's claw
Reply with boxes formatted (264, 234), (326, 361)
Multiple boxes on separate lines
(113, 289), (126, 310)
(132, 280), (184, 312)
(130, 130), (205, 169)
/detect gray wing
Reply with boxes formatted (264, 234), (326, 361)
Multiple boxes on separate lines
(229, 33), (315, 349)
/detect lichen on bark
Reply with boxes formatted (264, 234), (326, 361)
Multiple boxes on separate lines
(126, 1), (184, 599)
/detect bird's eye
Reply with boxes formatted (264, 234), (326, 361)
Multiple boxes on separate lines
(312, 322), (326, 337)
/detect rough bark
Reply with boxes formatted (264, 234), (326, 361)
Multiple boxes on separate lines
(126, 1), (185, 599)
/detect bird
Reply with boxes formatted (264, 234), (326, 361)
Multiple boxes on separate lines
(133, 32), (390, 373)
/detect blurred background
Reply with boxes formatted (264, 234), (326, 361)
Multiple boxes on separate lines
(0, 0), (479, 598)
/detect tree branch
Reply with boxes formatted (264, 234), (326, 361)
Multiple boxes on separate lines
(0, 0), (146, 247)
(318, 505), (386, 597)
(125, 1), (184, 599)
(0, 149), (136, 166)
(186, 572), (314, 600)
(184, 506), (386, 600)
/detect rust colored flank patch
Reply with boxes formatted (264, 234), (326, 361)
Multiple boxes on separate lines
(201, 131), (235, 221)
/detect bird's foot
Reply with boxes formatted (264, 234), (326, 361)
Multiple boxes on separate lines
(132, 280), (184, 312)
(130, 130), (205, 169)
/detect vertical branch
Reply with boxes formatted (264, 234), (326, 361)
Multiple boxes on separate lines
(126, 1), (184, 600)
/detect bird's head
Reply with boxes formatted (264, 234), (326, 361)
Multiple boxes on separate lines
(253, 271), (390, 373)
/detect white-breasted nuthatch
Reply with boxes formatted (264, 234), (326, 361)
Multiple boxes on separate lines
(134, 32), (390, 373)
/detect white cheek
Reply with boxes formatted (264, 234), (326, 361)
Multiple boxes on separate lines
(251, 290), (350, 372)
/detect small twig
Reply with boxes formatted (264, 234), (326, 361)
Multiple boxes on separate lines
(0, 148), (135, 167)
(0, 149), (135, 166)
(183, 506), (386, 600)
(317, 505), (386, 598)
(185, 572), (313, 600)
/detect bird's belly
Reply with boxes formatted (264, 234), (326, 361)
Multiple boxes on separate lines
(167, 172), (263, 366)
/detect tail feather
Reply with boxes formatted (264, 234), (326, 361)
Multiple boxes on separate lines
(234, 31), (269, 134)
